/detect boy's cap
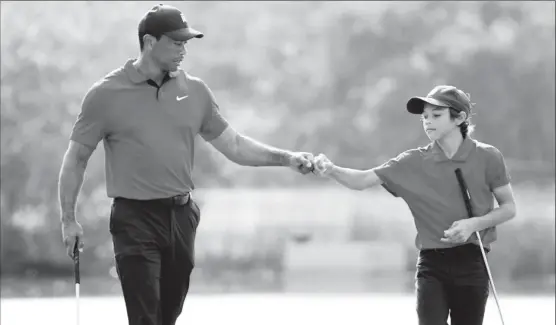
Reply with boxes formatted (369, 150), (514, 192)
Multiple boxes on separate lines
(138, 4), (204, 42)
(407, 85), (473, 116)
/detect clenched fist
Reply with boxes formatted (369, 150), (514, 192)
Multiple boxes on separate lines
(62, 219), (84, 259)
(287, 152), (315, 175)
(312, 153), (335, 177)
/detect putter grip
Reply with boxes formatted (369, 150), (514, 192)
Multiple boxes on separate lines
(454, 168), (474, 219)
(73, 239), (80, 284)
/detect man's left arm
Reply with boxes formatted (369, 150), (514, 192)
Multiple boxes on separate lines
(209, 126), (314, 173)
(197, 79), (313, 174)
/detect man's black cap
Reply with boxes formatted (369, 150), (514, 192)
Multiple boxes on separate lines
(138, 4), (204, 41)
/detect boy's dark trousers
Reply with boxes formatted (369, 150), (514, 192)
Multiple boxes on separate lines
(415, 243), (490, 325)
(109, 194), (201, 325)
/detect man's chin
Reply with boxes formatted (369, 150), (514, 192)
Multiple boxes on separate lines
(164, 62), (181, 72)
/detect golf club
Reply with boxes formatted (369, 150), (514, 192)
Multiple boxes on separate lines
(454, 168), (505, 325)
(73, 238), (80, 325)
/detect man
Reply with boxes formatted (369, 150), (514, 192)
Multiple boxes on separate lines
(58, 4), (314, 325)
(311, 85), (516, 325)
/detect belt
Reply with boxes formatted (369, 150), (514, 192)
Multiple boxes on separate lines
(422, 243), (489, 254)
(114, 193), (191, 206)
(147, 193), (191, 206)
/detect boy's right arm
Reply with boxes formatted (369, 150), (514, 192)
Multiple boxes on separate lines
(328, 166), (382, 191)
(313, 153), (383, 191)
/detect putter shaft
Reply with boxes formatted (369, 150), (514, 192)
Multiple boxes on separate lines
(74, 239), (80, 325)
(455, 169), (505, 325)
(475, 231), (505, 325)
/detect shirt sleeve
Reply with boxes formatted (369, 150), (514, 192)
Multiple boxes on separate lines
(198, 81), (229, 142)
(485, 146), (511, 190)
(69, 85), (107, 149)
(373, 150), (419, 197)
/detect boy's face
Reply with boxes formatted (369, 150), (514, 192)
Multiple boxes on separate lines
(420, 103), (463, 141)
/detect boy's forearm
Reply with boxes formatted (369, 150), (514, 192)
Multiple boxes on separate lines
(234, 134), (293, 167)
(328, 166), (375, 191)
(58, 161), (87, 224)
(473, 203), (516, 232)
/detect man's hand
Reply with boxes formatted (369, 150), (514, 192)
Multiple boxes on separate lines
(287, 152), (315, 174)
(62, 219), (84, 259)
(440, 218), (479, 244)
(312, 153), (335, 177)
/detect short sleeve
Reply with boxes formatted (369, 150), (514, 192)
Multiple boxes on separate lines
(198, 81), (229, 141)
(373, 150), (419, 197)
(70, 85), (107, 149)
(485, 146), (511, 190)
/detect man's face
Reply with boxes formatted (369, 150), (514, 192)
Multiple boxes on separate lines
(420, 103), (463, 141)
(149, 35), (187, 72)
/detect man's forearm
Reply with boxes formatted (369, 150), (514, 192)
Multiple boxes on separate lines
(473, 203), (516, 232)
(58, 160), (87, 224)
(328, 166), (379, 191)
(233, 134), (293, 167)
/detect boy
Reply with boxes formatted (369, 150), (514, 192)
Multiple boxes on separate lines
(312, 85), (516, 325)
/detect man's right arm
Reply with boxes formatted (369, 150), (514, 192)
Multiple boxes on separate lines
(327, 166), (383, 191)
(58, 140), (95, 224)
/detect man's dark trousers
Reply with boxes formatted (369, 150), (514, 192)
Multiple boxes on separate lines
(415, 243), (491, 325)
(109, 194), (200, 325)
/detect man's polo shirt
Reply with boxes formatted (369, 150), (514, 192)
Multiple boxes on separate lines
(374, 137), (511, 250)
(70, 59), (229, 200)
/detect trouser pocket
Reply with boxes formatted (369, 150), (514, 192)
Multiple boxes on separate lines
(187, 199), (201, 229)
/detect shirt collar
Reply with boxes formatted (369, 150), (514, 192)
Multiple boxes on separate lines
(124, 59), (182, 84)
(429, 137), (476, 162)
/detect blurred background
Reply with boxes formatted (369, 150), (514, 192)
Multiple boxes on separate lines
(1, 1), (554, 324)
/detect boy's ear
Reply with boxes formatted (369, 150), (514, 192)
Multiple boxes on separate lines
(458, 111), (468, 125)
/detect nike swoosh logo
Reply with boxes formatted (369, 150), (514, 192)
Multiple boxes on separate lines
(176, 95), (188, 101)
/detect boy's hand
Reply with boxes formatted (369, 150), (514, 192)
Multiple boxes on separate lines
(440, 219), (478, 244)
(312, 153), (334, 177)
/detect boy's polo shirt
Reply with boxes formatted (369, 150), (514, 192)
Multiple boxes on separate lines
(70, 59), (229, 200)
(374, 137), (511, 250)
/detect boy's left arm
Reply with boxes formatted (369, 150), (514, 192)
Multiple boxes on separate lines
(471, 146), (517, 231)
(442, 184), (516, 244)
(442, 147), (516, 244)
(471, 183), (517, 232)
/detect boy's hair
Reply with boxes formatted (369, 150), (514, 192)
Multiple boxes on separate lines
(448, 108), (475, 138)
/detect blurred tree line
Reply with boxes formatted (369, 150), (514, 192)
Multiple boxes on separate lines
(1, 1), (554, 288)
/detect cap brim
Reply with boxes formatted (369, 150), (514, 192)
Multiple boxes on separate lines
(406, 97), (450, 114)
(165, 27), (204, 41)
